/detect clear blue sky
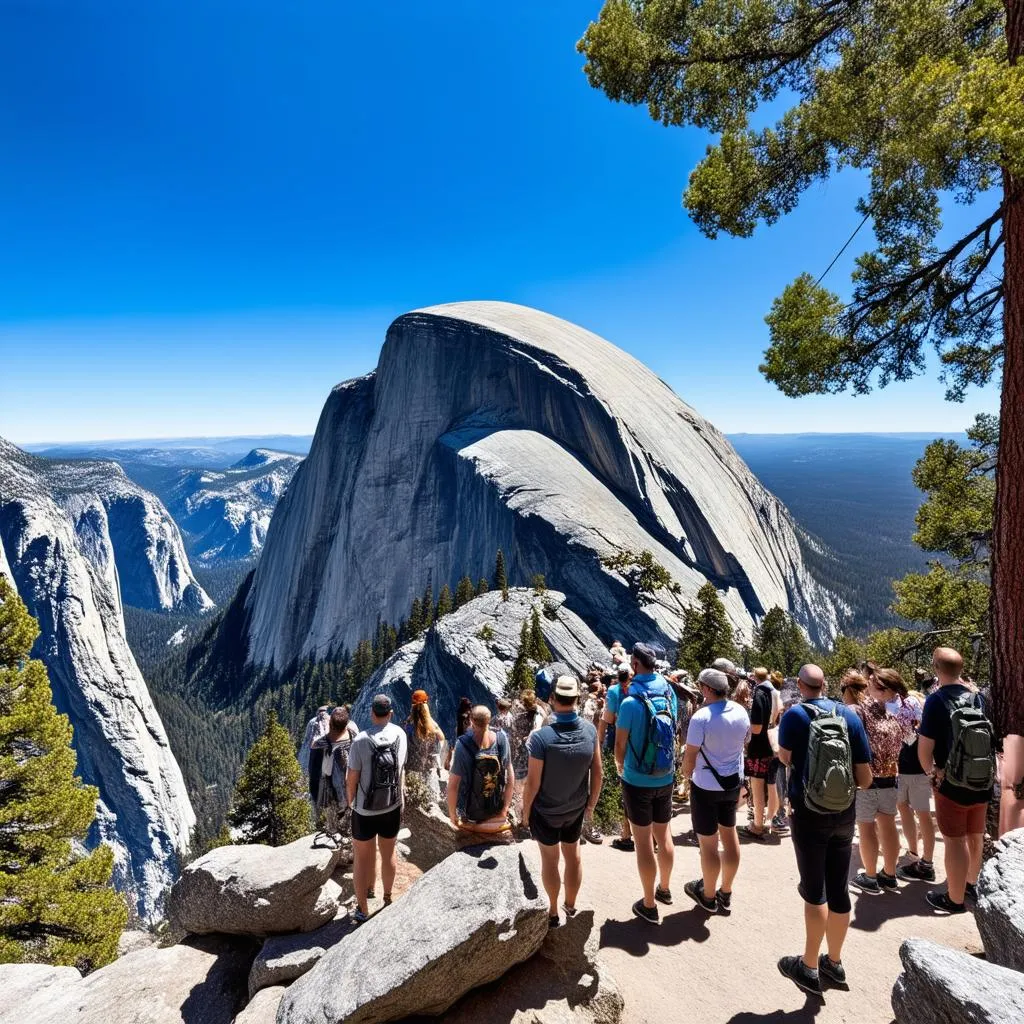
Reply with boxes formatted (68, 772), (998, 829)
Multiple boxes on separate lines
(0, 1), (1000, 443)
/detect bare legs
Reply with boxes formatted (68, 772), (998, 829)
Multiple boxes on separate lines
(537, 840), (583, 918)
(802, 903), (850, 971)
(632, 821), (674, 908)
(899, 802), (936, 862)
(943, 835), (969, 902)
(876, 812), (900, 875)
(858, 820), (879, 876)
(698, 826), (740, 896)
(967, 831), (983, 887)
(751, 777), (767, 831)
(353, 835), (398, 915)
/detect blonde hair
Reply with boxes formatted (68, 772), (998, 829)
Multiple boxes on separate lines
(470, 705), (492, 726)
(410, 700), (439, 740)
(521, 690), (537, 711)
(840, 670), (868, 704)
(753, 667), (770, 682)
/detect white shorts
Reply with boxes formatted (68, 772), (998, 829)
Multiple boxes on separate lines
(897, 773), (933, 813)
(856, 786), (898, 822)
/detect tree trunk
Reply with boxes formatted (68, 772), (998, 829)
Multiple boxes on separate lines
(993, 0), (1024, 830)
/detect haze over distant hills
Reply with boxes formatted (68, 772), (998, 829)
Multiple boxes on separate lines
(24, 434), (313, 467)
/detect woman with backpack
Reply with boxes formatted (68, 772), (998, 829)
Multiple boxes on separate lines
(312, 706), (359, 840)
(447, 704), (514, 834)
(404, 690), (445, 806)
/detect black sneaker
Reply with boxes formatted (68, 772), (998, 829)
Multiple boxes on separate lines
(716, 889), (732, 911)
(965, 881), (978, 901)
(683, 879), (718, 913)
(778, 955), (821, 995)
(654, 886), (673, 905)
(851, 871), (882, 895)
(926, 890), (967, 915)
(818, 954), (847, 986)
(877, 870), (898, 890)
(631, 899), (660, 925)
(897, 860), (936, 882)
(611, 837), (635, 852)
(548, 915), (561, 928)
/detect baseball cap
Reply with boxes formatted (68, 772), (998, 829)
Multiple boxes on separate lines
(553, 675), (580, 699)
(371, 693), (393, 715)
(410, 689), (429, 705)
(712, 658), (738, 676)
(632, 642), (659, 667)
(698, 668), (729, 694)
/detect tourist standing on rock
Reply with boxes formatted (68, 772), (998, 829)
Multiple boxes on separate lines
(346, 694), (408, 924)
(598, 661), (634, 852)
(680, 668), (749, 913)
(448, 705), (514, 832)
(895, 683), (935, 883)
(404, 690), (445, 807)
(313, 706), (358, 839)
(918, 647), (996, 915)
(510, 689), (545, 823)
(615, 643), (678, 925)
(301, 704), (333, 804)
(742, 667), (779, 840)
(521, 676), (603, 927)
(776, 664), (872, 995)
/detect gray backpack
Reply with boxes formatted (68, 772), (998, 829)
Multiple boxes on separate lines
(943, 692), (995, 792)
(803, 702), (855, 814)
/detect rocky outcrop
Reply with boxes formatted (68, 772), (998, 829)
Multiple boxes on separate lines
(242, 302), (840, 672)
(352, 588), (608, 736)
(165, 449), (303, 563)
(0, 964), (81, 1020)
(168, 835), (344, 937)
(976, 828), (1024, 972)
(277, 844), (550, 1024)
(236, 987), (287, 1024)
(0, 438), (200, 920)
(248, 917), (353, 997)
(891, 937), (1024, 1024)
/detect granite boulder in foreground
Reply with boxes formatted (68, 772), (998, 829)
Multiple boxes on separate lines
(169, 835), (343, 936)
(976, 827), (1024, 971)
(276, 844), (549, 1024)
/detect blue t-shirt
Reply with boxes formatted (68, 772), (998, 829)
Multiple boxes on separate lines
(919, 684), (991, 805)
(602, 681), (627, 750)
(617, 674), (678, 788)
(451, 729), (510, 817)
(778, 698), (871, 818)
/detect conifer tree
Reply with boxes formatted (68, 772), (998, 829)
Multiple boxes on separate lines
(508, 619), (535, 697)
(436, 584), (453, 619)
(408, 598), (424, 639)
(752, 606), (811, 676)
(422, 585), (435, 630)
(531, 573), (547, 596)
(229, 710), (309, 846)
(455, 575), (475, 609)
(529, 606), (551, 662)
(676, 582), (738, 678)
(494, 550), (508, 600)
(477, 578), (490, 597)
(0, 577), (127, 970)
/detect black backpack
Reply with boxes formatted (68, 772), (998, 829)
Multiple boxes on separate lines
(463, 734), (506, 822)
(363, 737), (401, 812)
(942, 691), (996, 792)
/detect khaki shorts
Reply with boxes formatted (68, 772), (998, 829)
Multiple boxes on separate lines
(856, 786), (898, 822)
(897, 773), (933, 813)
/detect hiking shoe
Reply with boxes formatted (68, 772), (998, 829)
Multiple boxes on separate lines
(818, 954), (847, 986)
(382, 893), (392, 907)
(352, 908), (369, 925)
(778, 955), (821, 996)
(582, 825), (604, 845)
(654, 886), (673, 905)
(367, 888), (375, 899)
(611, 837), (635, 852)
(548, 915), (561, 929)
(926, 890), (967, 915)
(716, 889), (732, 911)
(631, 899), (660, 925)
(965, 881), (978, 901)
(683, 879), (718, 913)
(739, 824), (768, 841)
(878, 870), (898, 890)
(897, 860), (936, 883)
(851, 871), (882, 895)
(770, 814), (790, 834)
(562, 904), (577, 919)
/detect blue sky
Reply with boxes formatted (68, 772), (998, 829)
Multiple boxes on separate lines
(0, 1), (1000, 443)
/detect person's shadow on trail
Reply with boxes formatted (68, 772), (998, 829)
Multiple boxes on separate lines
(598, 906), (711, 955)
(724, 994), (824, 1023)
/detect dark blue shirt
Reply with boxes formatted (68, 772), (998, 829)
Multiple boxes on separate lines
(778, 698), (871, 819)
(919, 684), (992, 805)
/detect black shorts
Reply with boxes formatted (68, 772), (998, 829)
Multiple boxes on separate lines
(690, 783), (741, 836)
(529, 808), (585, 847)
(789, 809), (855, 914)
(351, 806), (402, 842)
(621, 781), (673, 827)
(745, 755), (778, 782)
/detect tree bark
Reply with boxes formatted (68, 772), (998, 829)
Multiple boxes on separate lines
(993, 0), (1024, 830)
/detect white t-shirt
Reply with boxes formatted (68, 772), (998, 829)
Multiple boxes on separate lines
(348, 722), (408, 815)
(686, 699), (751, 792)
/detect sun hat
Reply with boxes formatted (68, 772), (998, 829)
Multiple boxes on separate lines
(411, 689), (429, 705)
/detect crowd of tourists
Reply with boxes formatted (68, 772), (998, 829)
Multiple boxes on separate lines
(297, 640), (999, 994)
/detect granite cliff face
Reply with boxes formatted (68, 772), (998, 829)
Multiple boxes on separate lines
(245, 302), (840, 669)
(0, 439), (202, 920)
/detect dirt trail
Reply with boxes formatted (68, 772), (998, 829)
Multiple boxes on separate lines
(553, 804), (982, 1024)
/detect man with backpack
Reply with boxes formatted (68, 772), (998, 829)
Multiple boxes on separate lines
(598, 661), (634, 852)
(614, 643), (678, 924)
(312, 706), (358, 840)
(918, 647), (996, 914)
(346, 694), (408, 924)
(447, 704), (514, 829)
(776, 664), (873, 995)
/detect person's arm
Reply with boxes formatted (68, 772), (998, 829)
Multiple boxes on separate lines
(750, 693), (765, 735)
(855, 762), (874, 789)
(614, 725), (628, 777)
(596, 716), (608, 747)
(447, 772), (461, 825)
(778, 746), (793, 767)
(346, 766), (359, 809)
(521, 757), (543, 823)
(683, 743), (699, 780)
(501, 735), (514, 814)
(587, 741), (603, 814)
(918, 735), (938, 779)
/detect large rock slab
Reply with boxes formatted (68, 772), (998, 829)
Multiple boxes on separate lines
(891, 937), (1024, 1024)
(169, 835), (343, 936)
(236, 987), (287, 1024)
(12, 936), (255, 1024)
(977, 827), (1024, 971)
(277, 844), (549, 1024)
(249, 917), (354, 996)
(0, 964), (81, 1021)
(398, 801), (514, 873)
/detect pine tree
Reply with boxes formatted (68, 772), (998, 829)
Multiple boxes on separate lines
(528, 606), (551, 662)
(228, 710), (309, 846)
(752, 607), (811, 676)
(0, 577), (127, 970)
(676, 582), (738, 678)
(408, 598), (424, 639)
(508, 619), (535, 696)
(494, 550), (508, 600)
(422, 586), (435, 630)
(531, 573), (547, 596)
(477, 578), (490, 597)
(455, 575), (475, 609)
(436, 584), (453, 619)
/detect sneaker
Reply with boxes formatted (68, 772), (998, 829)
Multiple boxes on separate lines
(683, 879), (718, 913)
(739, 824), (769, 841)
(926, 890), (967, 915)
(654, 886), (673, 905)
(562, 904), (577, 919)
(352, 908), (369, 925)
(778, 955), (821, 996)
(877, 870), (898, 890)
(548, 915), (561, 928)
(716, 889), (732, 911)
(582, 824), (604, 845)
(771, 814), (790, 834)
(611, 837), (635, 852)
(818, 954), (847, 986)
(897, 859), (936, 883)
(851, 871), (882, 895)
(631, 899), (660, 925)
(382, 893), (392, 907)
(965, 881), (978, 901)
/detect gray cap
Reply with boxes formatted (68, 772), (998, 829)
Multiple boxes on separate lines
(698, 668), (730, 695)
(712, 658), (738, 676)
(371, 693), (393, 715)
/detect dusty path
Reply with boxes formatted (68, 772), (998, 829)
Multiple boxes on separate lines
(545, 804), (982, 1024)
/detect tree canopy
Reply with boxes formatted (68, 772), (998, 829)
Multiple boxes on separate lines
(676, 582), (738, 676)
